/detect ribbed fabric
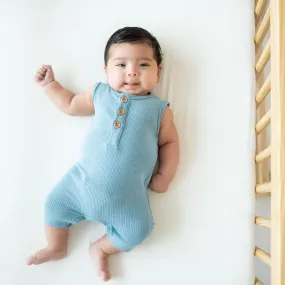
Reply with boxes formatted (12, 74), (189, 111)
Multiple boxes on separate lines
(45, 82), (169, 252)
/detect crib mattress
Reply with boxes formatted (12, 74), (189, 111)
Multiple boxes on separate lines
(0, 1), (255, 284)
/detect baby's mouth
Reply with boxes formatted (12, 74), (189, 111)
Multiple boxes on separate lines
(124, 82), (139, 86)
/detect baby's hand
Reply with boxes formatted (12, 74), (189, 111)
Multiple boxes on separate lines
(35, 64), (55, 87)
(148, 173), (169, 193)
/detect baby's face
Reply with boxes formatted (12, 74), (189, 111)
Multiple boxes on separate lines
(105, 43), (161, 95)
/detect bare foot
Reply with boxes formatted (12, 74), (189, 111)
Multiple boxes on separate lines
(26, 246), (67, 265)
(89, 243), (111, 282)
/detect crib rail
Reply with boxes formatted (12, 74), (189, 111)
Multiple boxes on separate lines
(256, 75), (271, 104)
(255, 278), (264, 285)
(256, 182), (271, 195)
(255, 0), (267, 17)
(255, 247), (271, 266)
(254, 0), (285, 284)
(255, 146), (272, 163)
(256, 110), (271, 134)
(255, 6), (270, 44)
(255, 217), (271, 228)
(255, 39), (271, 74)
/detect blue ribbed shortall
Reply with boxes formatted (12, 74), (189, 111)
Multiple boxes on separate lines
(44, 82), (169, 252)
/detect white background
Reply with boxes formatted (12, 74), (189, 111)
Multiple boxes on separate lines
(0, 1), (257, 284)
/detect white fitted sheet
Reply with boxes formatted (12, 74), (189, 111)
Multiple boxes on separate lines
(0, 0), (255, 284)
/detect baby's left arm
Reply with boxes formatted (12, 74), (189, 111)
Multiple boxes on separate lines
(149, 107), (179, 193)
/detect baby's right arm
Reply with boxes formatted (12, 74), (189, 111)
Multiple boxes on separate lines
(35, 65), (94, 116)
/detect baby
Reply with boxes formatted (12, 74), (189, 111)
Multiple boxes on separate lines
(27, 27), (179, 282)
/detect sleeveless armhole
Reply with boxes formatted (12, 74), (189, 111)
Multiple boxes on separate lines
(91, 82), (101, 104)
(157, 100), (170, 138)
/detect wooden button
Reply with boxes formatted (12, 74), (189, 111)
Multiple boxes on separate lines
(113, 121), (121, 128)
(121, 96), (128, 103)
(118, 108), (125, 115)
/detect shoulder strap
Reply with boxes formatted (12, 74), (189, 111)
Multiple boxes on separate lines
(157, 99), (170, 137)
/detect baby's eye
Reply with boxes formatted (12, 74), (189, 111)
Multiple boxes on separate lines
(140, 63), (150, 67)
(116, 64), (125, 67)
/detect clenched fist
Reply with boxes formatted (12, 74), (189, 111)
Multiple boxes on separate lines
(35, 64), (55, 87)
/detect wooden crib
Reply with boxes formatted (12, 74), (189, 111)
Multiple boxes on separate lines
(254, 0), (284, 284)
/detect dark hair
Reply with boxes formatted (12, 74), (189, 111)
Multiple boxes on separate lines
(104, 27), (163, 66)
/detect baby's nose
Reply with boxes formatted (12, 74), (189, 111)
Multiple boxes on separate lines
(128, 71), (138, 77)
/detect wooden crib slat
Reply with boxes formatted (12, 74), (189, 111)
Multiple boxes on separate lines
(255, 39), (271, 74)
(255, 110), (271, 134)
(255, 216), (271, 228)
(255, 0), (266, 18)
(255, 6), (270, 45)
(255, 146), (272, 163)
(256, 75), (271, 105)
(255, 247), (271, 266)
(255, 182), (271, 194)
(255, 278), (264, 285)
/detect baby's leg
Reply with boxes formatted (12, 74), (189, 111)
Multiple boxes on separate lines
(89, 235), (120, 282)
(27, 225), (69, 265)
(89, 212), (153, 282)
(27, 165), (84, 265)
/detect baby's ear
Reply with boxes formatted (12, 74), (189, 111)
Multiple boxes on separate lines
(104, 66), (107, 72)
(157, 65), (162, 82)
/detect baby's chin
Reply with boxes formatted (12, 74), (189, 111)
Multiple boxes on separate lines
(116, 85), (151, 96)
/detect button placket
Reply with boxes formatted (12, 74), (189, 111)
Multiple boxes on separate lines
(108, 94), (130, 146)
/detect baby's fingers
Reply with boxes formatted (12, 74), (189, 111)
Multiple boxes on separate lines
(42, 64), (53, 73)
(34, 70), (45, 83)
(35, 66), (46, 77)
(43, 64), (51, 68)
(35, 71), (45, 81)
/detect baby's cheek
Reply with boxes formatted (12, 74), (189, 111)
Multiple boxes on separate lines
(145, 79), (158, 90)
(108, 74), (121, 89)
